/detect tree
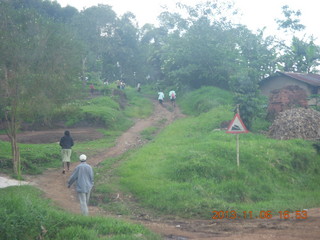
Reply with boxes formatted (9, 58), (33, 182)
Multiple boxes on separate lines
(276, 5), (305, 33)
(231, 26), (278, 79)
(230, 72), (265, 130)
(278, 37), (320, 73)
(0, 0), (82, 175)
(275, 5), (320, 73)
(139, 24), (169, 84)
(104, 12), (141, 85)
(157, 2), (240, 90)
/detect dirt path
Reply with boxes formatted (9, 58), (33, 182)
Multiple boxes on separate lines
(14, 100), (320, 239)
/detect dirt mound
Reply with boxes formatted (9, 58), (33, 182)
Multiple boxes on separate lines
(269, 108), (320, 140)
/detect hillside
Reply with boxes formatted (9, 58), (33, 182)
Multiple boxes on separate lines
(1, 87), (320, 239)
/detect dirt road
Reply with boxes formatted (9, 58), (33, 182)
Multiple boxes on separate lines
(5, 100), (320, 240)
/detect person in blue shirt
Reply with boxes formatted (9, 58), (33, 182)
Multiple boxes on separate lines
(68, 154), (94, 216)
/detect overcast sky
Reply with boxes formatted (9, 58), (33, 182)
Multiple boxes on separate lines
(56, 0), (319, 42)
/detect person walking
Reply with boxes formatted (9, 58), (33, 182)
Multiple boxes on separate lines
(158, 91), (165, 105)
(169, 90), (176, 107)
(59, 130), (74, 174)
(89, 83), (95, 96)
(67, 154), (94, 216)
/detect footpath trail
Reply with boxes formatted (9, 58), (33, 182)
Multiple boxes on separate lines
(19, 100), (320, 240)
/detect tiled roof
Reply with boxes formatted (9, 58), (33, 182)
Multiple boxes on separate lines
(277, 71), (320, 87)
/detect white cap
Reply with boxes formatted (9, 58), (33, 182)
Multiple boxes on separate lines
(79, 154), (87, 161)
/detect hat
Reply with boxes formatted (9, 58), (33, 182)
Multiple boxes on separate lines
(79, 154), (87, 161)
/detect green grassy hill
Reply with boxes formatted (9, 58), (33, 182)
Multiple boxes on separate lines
(97, 86), (320, 218)
(1, 86), (320, 239)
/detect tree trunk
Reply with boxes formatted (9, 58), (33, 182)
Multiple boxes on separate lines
(10, 134), (20, 176)
(5, 108), (21, 176)
(3, 64), (21, 176)
(82, 56), (87, 87)
(4, 115), (20, 176)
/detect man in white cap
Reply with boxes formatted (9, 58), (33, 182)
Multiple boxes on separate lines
(67, 154), (94, 216)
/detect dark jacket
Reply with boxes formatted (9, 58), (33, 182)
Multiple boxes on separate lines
(60, 134), (74, 149)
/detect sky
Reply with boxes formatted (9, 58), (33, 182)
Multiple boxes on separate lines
(56, 0), (320, 43)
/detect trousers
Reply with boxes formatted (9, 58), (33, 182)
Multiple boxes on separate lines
(77, 190), (91, 216)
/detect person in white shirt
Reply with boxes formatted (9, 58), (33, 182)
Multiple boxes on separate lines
(169, 90), (176, 106)
(158, 91), (165, 105)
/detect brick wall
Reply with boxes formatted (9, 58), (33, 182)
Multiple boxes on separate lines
(267, 85), (308, 119)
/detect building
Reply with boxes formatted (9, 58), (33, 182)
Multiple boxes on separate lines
(260, 71), (320, 117)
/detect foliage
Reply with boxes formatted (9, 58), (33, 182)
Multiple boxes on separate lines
(148, 2), (280, 91)
(230, 73), (268, 130)
(0, 186), (160, 240)
(0, 0), (83, 174)
(250, 117), (272, 132)
(71, 5), (144, 86)
(278, 36), (320, 73)
(275, 5), (320, 73)
(276, 5), (305, 32)
(158, 5), (239, 89)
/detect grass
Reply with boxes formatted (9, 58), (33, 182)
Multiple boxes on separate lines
(140, 126), (159, 141)
(0, 88), (153, 175)
(115, 109), (320, 218)
(0, 141), (62, 175)
(123, 88), (153, 119)
(2, 85), (320, 237)
(0, 186), (160, 240)
(179, 86), (233, 116)
(93, 86), (320, 219)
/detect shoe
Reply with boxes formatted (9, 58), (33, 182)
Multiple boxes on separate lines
(62, 169), (65, 174)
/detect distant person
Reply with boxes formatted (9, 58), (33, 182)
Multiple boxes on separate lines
(137, 82), (141, 92)
(67, 154), (94, 216)
(116, 80), (121, 89)
(59, 130), (74, 174)
(89, 83), (95, 96)
(169, 90), (176, 106)
(102, 80), (109, 95)
(158, 91), (165, 105)
(120, 81), (126, 89)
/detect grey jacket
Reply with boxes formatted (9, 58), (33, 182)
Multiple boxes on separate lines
(68, 162), (94, 193)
